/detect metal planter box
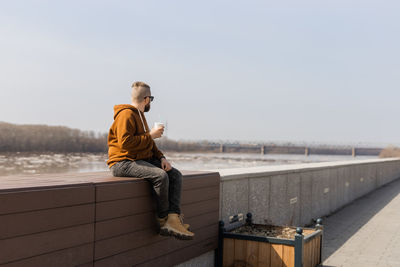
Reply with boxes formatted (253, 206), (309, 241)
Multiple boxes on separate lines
(217, 214), (323, 267)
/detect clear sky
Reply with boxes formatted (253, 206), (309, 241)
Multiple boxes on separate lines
(1, 1), (399, 145)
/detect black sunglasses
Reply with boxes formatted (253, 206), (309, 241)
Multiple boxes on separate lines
(144, 96), (154, 102)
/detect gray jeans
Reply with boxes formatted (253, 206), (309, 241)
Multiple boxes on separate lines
(110, 157), (182, 218)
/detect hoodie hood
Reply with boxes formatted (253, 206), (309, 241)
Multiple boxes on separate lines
(113, 104), (148, 134)
(113, 104), (139, 120)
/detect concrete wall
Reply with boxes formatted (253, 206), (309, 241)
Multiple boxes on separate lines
(177, 158), (400, 266)
(218, 158), (400, 226)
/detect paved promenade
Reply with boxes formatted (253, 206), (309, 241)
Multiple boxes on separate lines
(322, 177), (400, 267)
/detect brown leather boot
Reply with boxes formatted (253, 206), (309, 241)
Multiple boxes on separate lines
(160, 213), (195, 240)
(157, 214), (190, 230)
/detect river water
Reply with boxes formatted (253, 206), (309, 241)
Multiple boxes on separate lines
(0, 152), (376, 176)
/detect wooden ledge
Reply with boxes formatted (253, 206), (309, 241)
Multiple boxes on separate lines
(0, 170), (220, 192)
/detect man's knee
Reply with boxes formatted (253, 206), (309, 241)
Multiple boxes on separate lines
(169, 168), (182, 181)
(156, 169), (169, 185)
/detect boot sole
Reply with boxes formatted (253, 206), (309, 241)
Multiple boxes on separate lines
(159, 228), (194, 240)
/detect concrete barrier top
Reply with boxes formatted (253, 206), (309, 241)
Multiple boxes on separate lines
(210, 158), (400, 181)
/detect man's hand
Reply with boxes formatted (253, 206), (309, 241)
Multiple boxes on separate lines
(150, 126), (164, 139)
(161, 158), (172, 171)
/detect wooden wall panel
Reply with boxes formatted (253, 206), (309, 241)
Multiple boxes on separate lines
(94, 224), (218, 267)
(95, 180), (150, 202)
(95, 211), (154, 241)
(95, 182), (219, 222)
(0, 186), (94, 215)
(95, 209), (219, 242)
(95, 196), (154, 221)
(181, 173), (220, 190)
(0, 171), (220, 266)
(181, 186), (219, 204)
(2, 243), (94, 267)
(94, 172), (220, 202)
(181, 198), (219, 218)
(0, 224), (94, 265)
(93, 173), (220, 267)
(0, 180), (96, 266)
(94, 211), (219, 260)
(0, 204), (94, 239)
(137, 237), (218, 267)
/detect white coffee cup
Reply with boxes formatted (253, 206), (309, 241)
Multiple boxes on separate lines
(154, 122), (165, 129)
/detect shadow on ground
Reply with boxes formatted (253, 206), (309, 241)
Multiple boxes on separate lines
(321, 177), (400, 261)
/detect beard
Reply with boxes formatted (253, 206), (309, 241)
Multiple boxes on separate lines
(144, 103), (151, 112)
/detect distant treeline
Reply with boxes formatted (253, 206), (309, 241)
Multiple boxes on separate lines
(0, 122), (108, 153)
(155, 138), (222, 152)
(0, 122), (388, 156)
(379, 146), (400, 158)
(0, 122), (217, 153)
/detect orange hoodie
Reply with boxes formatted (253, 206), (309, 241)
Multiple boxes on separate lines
(107, 104), (164, 167)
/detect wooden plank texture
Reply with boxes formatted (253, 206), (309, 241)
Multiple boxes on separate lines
(223, 238), (235, 267)
(246, 240), (259, 266)
(94, 224), (218, 267)
(181, 198), (219, 218)
(304, 239), (311, 267)
(0, 224), (94, 264)
(96, 187), (219, 221)
(317, 236), (321, 264)
(0, 204), (94, 239)
(2, 243), (93, 267)
(137, 238), (217, 267)
(181, 186), (219, 204)
(95, 226), (158, 260)
(0, 172), (140, 191)
(95, 196), (154, 221)
(283, 245), (295, 267)
(95, 211), (155, 241)
(313, 237), (318, 267)
(94, 211), (218, 260)
(181, 173), (220, 190)
(95, 173), (219, 202)
(93, 170), (219, 266)
(95, 209), (218, 241)
(0, 186), (94, 215)
(0, 170), (220, 266)
(0, 171), (218, 191)
(95, 180), (150, 202)
(258, 242), (271, 267)
(271, 244), (283, 267)
(315, 236), (320, 265)
(234, 239), (247, 264)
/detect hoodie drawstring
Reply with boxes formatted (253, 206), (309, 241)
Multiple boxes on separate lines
(138, 110), (147, 133)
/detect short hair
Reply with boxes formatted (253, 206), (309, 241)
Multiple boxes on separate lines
(131, 81), (151, 103)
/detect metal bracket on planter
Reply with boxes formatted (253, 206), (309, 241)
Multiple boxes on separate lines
(224, 213), (253, 232)
(229, 213), (244, 224)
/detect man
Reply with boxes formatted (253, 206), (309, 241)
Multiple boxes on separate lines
(107, 81), (194, 240)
